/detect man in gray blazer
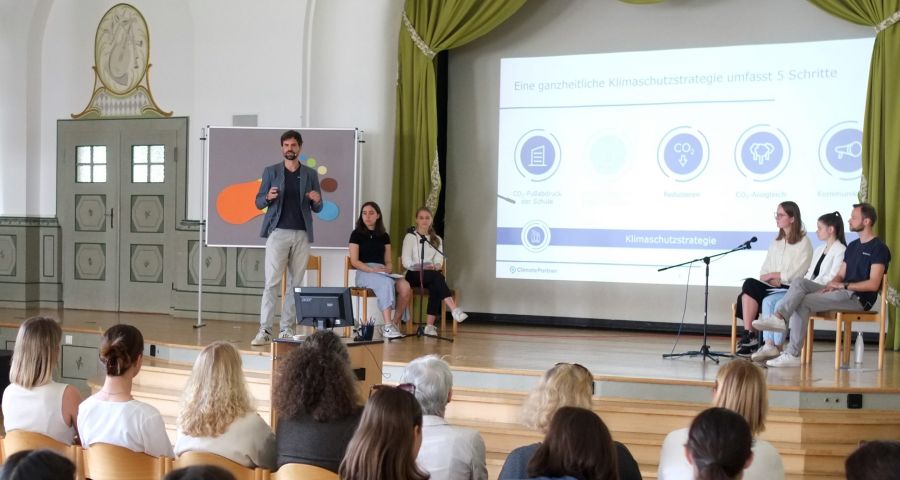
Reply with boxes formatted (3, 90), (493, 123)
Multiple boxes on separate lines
(251, 130), (323, 346)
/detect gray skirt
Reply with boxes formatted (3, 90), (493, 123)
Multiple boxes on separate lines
(354, 263), (397, 312)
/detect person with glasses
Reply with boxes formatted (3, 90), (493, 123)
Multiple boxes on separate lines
(340, 385), (430, 480)
(754, 203), (891, 368)
(400, 355), (487, 480)
(273, 330), (363, 472)
(735, 201), (812, 355)
(499, 363), (641, 480)
(750, 212), (846, 363)
(2, 316), (81, 446)
(658, 360), (783, 480)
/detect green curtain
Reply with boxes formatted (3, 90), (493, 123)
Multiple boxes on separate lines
(807, 0), (900, 349)
(390, 0), (526, 257)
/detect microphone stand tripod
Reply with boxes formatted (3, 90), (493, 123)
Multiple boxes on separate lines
(389, 230), (453, 343)
(660, 241), (753, 363)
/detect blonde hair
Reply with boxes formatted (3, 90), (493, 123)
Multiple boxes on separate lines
(10, 316), (62, 388)
(178, 341), (254, 437)
(521, 363), (594, 433)
(713, 360), (768, 436)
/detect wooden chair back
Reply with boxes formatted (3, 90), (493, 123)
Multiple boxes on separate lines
(174, 451), (269, 480)
(272, 463), (338, 480)
(280, 255), (323, 299)
(82, 443), (168, 480)
(1, 430), (74, 462)
(344, 256), (378, 324)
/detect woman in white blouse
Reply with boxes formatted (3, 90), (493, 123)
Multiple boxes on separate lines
(735, 201), (813, 355)
(401, 206), (467, 336)
(2, 316), (81, 445)
(77, 324), (173, 457)
(175, 341), (275, 469)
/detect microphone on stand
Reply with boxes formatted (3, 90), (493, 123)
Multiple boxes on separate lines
(406, 226), (417, 234)
(741, 236), (758, 249)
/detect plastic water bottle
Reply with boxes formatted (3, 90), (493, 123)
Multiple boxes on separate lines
(854, 331), (864, 366)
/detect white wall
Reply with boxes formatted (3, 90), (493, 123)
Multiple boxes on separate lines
(2, 0), (402, 219)
(0, 0), (403, 290)
(0, 0), (50, 216)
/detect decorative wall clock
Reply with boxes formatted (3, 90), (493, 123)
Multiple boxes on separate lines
(73, 3), (171, 118)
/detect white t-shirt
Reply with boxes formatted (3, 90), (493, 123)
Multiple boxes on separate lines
(175, 411), (276, 470)
(658, 427), (784, 480)
(416, 415), (488, 480)
(2, 381), (76, 445)
(78, 395), (174, 458)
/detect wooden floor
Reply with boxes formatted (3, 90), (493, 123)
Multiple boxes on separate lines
(2, 307), (899, 393)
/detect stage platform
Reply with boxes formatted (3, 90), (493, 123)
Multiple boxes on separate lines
(3, 308), (900, 479)
(2, 307), (898, 406)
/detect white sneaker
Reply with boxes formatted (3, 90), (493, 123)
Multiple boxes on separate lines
(451, 308), (468, 323)
(766, 351), (801, 368)
(250, 330), (271, 346)
(278, 329), (294, 339)
(752, 315), (787, 333)
(383, 324), (404, 339)
(751, 344), (780, 363)
(423, 325), (438, 336)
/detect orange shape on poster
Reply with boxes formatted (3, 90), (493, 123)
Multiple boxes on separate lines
(216, 179), (265, 224)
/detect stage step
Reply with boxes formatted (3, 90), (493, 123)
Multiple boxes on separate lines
(444, 387), (899, 479)
(89, 359), (898, 479)
(136, 358), (272, 401)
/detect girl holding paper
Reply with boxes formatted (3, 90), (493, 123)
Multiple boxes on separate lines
(349, 201), (412, 339)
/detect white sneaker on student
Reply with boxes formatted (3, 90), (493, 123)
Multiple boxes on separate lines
(383, 324), (404, 339)
(423, 325), (438, 336)
(751, 343), (780, 363)
(766, 351), (801, 368)
(278, 328), (294, 339)
(250, 329), (271, 346)
(451, 308), (468, 323)
(752, 314), (787, 332)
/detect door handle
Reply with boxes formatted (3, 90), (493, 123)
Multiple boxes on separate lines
(106, 207), (114, 229)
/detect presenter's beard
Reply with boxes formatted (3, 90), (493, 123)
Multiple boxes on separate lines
(283, 151), (298, 161)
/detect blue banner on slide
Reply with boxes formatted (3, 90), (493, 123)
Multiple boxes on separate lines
(497, 227), (776, 250)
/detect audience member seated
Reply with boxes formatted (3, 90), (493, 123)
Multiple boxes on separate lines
(658, 360), (783, 480)
(164, 465), (237, 480)
(2, 316), (81, 445)
(273, 330), (363, 472)
(499, 363), (641, 480)
(525, 406), (618, 480)
(0, 449), (76, 480)
(844, 440), (900, 480)
(400, 355), (487, 480)
(685, 408), (753, 480)
(175, 341), (276, 469)
(339, 385), (430, 480)
(77, 324), (173, 457)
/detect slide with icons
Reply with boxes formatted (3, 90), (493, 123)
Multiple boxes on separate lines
(495, 38), (873, 287)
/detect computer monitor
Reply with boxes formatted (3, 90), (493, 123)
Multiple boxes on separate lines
(294, 287), (354, 331)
